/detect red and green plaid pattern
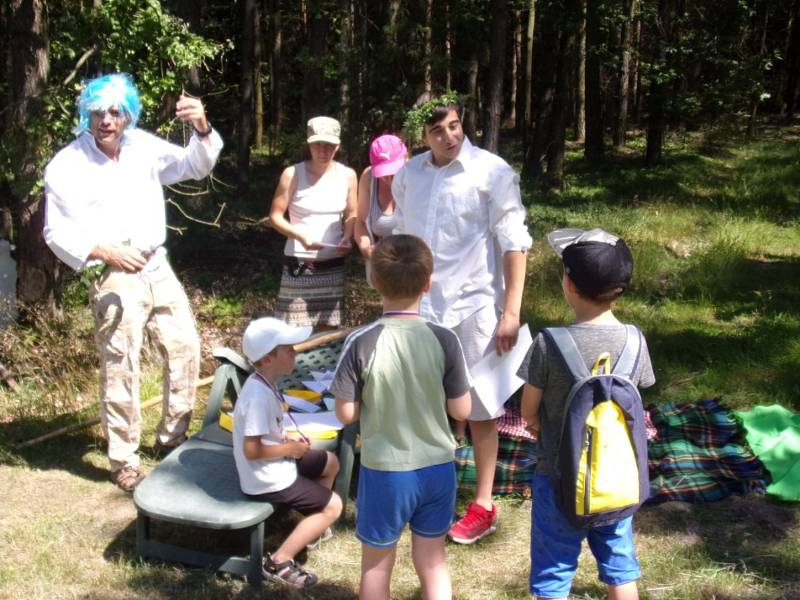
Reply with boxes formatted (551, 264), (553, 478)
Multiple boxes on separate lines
(646, 398), (770, 503)
(455, 435), (536, 496)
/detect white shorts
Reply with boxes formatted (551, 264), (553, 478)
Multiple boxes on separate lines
(451, 304), (505, 422)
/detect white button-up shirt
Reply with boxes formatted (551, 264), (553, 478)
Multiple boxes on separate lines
(44, 128), (223, 271)
(392, 137), (532, 328)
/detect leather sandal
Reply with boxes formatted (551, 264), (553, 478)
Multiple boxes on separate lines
(110, 466), (144, 492)
(262, 554), (318, 589)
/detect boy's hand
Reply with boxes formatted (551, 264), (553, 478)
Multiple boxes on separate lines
(525, 414), (541, 437)
(495, 313), (520, 355)
(285, 440), (310, 459)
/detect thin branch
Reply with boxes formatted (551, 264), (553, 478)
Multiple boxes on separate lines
(62, 45), (98, 86)
(166, 197), (226, 228)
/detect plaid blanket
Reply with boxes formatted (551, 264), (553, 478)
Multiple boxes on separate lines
(646, 398), (771, 503)
(456, 435), (536, 496)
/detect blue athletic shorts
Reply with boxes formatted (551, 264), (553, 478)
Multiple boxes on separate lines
(356, 461), (456, 548)
(530, 474), (641, 598)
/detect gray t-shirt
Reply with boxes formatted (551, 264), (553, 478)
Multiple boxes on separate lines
(330, 316), (471, 471)
(516, 323), (656, 476)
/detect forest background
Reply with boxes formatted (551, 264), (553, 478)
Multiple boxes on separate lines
(1, 1), (800, 598)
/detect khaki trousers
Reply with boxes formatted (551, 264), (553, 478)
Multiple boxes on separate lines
(90, 257), (199, 470)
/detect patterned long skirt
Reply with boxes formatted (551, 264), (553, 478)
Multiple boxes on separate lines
(275, 256), (346, 328)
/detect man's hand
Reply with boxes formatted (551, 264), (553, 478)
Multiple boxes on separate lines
(175, 95), (209, 133)
(300, 236), (324, 251)
(494, 312), (521, 355)
(285, 439), (310, 459)
(92, 244), (146, 273)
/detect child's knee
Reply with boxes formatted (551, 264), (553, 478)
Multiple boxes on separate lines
(326, 490), (343, 518)
(325, 451), (340, 474)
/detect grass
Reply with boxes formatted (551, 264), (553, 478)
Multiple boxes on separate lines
(1, 122), (800, 598)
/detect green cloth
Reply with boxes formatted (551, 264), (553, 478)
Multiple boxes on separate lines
(736, 404), (800, 501)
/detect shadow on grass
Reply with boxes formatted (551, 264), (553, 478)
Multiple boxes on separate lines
(637, 496), (800, 595)
(104, 510), (358, 600)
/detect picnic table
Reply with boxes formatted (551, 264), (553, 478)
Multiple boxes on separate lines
(133, 333), (356, 585)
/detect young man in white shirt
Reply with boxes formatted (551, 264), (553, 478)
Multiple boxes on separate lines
(43, 73), (223, 491)
(392, 92), (532, 543)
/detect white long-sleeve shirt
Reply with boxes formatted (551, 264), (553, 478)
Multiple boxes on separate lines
(44, 128), (223, 271)
(392, 137), (532, 328)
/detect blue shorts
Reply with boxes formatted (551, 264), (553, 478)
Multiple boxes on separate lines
(530, 474), (641, 598)
(356, 462), (456, 548)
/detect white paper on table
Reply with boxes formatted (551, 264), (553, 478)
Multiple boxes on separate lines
(302, 379), (330, 394)
(469, 323), (533, 417)
(309, 370), (335, 382)
(283, 410), (344, 432)
(283, 394), (321, 413)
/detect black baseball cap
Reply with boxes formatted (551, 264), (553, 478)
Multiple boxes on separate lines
(547, 228), (633, 298)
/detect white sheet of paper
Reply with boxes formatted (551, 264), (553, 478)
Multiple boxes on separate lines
(283, 410), (344, 432)
(310, 370), (335, 382)
(283, 394), (321, 413)
(469, 323), (533, 417)
(302, 379), (330, 394)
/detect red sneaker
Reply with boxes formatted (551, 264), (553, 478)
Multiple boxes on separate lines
(448, 501), (497, 544)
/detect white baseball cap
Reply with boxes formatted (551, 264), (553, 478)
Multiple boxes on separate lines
(242, 317), (312, 363)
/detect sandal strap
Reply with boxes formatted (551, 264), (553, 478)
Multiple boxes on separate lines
(264, 556), (318, 588)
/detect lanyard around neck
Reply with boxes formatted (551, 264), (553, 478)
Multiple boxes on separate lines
(252, 372), (310, 444)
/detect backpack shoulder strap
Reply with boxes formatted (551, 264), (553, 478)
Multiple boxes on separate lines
(613, 324), (642, 378)
(542, 327), (591, 381)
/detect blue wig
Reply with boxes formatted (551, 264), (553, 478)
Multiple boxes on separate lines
(73, 73), (142, 135)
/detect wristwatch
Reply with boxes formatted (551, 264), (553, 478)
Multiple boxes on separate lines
(194, 123), (213, 138)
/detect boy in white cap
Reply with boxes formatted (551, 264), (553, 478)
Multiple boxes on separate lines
(233, 317), (342, 589)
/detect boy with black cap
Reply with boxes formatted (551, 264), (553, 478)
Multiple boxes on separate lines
(233, 317), (343, 589)
(518, 228), (655, 600)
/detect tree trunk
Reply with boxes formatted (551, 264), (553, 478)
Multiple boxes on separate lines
(631, 7), (642, 124)
(338, 0), (353, 159)
(465, 52), (479, 140)
(747, 1), (769, 138)
(482, 0), (509, 152)
(523, 0), (536, 142)
(238, 0), (256, 193)
(171, 0), (203, 92)
(423, 0), (433, 93)
(584, 0), (603, 163)
(784, 0), (800, 119)
(445, 0), (453, 89)
(510, 8), (521, 126)
(7, 0), (59, 308)
(574, 0), (586, 141)
(268, 0), (283, 153)
(612, 0), (634, 148)
(302, 0), (327, 122)
(646, 0), (673, 165)
(253, 2), (264, 149)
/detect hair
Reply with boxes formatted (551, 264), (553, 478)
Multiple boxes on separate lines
(74, 73), (141, 135)
(571, 278), (626, 304)
(370, 234), (433, 300)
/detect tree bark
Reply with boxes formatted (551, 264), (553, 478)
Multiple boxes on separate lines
(646, 0), (673, 165)
(268, 0), (283, 153)
(465, 52), (479, 140)
(253, 2), (264, 149)
(523, 0), (536, 142)
(423, 0), (433, 93)
(302, 0), (327, 122)
(238, 0), (256, 193)
(482, 0), (509, 152)
(612, 0), (634, 148)
(584, 0), (604, 163)
(784, 0), (800, 119)
(574, 0), (586, 141)
(747, 0), (768, 138)
(171, 0), (203, 92)
(7, 0), (59, 308)
(510, 8), (521, 126)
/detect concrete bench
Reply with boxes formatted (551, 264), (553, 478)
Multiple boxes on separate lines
(133, 338), (356, 585)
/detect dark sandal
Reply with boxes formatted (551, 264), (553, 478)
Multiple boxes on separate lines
(262, 554), (318, 589)
(110, 466), (144, 492)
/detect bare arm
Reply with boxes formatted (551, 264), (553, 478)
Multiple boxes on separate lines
(495, 250), (527, 355)
(175, 95), (212, 147)
(446, 390), (472, 422)
(355, 167), (373, 258)
(338, 167), (359, 254)
(268, 166), (322, 250)
(88, 244), (147, 273)
(242, 435), (309, 460)
(521, 383), (543, 436)
(335, 397), (360, 424)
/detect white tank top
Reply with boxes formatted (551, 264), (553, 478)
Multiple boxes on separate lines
(284, 161), (349, 260)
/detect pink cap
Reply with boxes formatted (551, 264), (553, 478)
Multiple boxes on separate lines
(369, 134), (408, 178)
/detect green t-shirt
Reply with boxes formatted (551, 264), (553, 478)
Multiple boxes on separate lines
(330, 316), (471, 471)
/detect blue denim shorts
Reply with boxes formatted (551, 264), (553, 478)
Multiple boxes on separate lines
(356, 462), (456, 548)
(530, 474), (641, 598)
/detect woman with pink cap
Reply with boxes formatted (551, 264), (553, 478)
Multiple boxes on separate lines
(355, 134), (408, 259)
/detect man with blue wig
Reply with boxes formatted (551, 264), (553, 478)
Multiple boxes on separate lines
(43, 73), (223, 491)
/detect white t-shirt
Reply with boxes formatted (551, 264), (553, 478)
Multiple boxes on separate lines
(232, 374), (298, 495)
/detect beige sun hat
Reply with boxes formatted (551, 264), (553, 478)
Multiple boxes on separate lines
(306, 116), (341, 145)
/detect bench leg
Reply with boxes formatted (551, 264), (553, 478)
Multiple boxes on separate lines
(247, 521), (265, 586)
(136, 512), (151, 557)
